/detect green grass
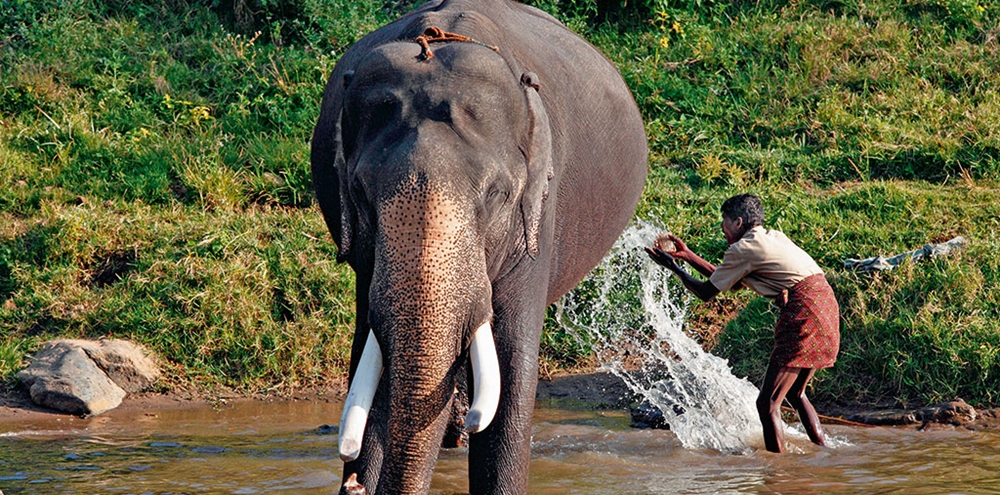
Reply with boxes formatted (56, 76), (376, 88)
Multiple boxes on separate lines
(0, 201), (356, 392)
(2, 0), (1000, 407)
(705, 180), (1000, 407)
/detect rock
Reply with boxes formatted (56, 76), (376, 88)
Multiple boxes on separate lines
(314, 424), (338, 435)
(79, 339), (160, 393)
(18, 345), (126, 416)
(630, 402), (671, 430)
(846, 399), (978, 427)
(917, 399), (977, 427)
(16, 339), (160, 416)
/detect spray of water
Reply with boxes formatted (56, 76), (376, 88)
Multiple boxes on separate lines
(556, 221), (766, 454)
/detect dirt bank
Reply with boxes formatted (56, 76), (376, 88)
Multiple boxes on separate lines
(5, 371), (1000, 431)
(1, 371), (625, 423)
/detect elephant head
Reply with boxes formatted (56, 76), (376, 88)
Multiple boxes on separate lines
(313, 36), (554, 494)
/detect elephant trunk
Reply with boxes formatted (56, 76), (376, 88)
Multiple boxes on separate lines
(381, 318), (458, 494)
(340, 180), (500, 494)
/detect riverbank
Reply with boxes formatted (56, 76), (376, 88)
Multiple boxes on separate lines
(0, 373), (351, 424)
(0, 367), (632, 423)
(6, 370), (1000, 433)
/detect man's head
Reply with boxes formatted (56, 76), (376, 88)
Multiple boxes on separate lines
(720, 193), (763, 244)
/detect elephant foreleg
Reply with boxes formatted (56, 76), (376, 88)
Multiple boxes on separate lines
(467, 281), (547, 495)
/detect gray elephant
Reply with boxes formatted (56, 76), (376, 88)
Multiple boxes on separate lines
(311, 0), (647, 493)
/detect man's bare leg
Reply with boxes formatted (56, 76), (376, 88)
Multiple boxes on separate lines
(785, 367), (826, 446)
(756, 362), (804, 453)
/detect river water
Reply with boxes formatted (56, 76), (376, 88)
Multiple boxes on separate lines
(4, 223), (1000, 493)
(2, 399), (1000, 494)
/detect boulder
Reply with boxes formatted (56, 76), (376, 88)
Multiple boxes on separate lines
(18, 345), (126, 416)
(17, 339), (160, 416)
(78, 339), (160, 393)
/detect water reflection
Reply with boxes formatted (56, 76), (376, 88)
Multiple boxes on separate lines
(0, 400), (340, 495)
(2, 399), (1000, 494)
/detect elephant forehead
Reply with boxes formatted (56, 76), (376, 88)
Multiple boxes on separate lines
(358, 41), (517, 96)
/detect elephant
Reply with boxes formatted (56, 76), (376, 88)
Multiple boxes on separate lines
(310, 0), (647, 493)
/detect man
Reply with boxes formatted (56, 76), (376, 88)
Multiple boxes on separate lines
(646, 193), (840, 453)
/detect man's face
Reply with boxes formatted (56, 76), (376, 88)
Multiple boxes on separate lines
(721, 215), (744, 245)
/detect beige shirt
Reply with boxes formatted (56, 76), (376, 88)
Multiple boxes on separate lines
(709, 226), (823, 298)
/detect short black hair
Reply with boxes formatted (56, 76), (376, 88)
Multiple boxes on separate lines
(721, 193), (764, 228)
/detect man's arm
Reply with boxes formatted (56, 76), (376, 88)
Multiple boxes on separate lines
(645, 247), (721, 302)
(680, 251), (716, 279)
(663, 234), (746, 292)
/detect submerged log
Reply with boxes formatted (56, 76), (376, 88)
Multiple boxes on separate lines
(846, 399), (977, 427)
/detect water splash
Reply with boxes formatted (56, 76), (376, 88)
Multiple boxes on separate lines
(557, 221), (764, 454)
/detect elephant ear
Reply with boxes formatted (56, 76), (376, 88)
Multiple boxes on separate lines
(519, 72), (554, 260)
(312, 73), (358, 262)
(332, 105), (359, 261)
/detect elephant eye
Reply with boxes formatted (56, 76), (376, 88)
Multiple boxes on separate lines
(462, 104), (480, 122)
(344, 91), (403, 160)
(349, 91), (400, 134)
(364, 95), (401, 129)
(484, 183), (509, 210)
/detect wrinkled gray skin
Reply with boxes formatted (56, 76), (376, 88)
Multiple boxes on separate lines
(311, 0), (647, 493)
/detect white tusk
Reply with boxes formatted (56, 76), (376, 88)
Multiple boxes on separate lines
(465, 322), (501, 434)
(339, 330), (383, 462)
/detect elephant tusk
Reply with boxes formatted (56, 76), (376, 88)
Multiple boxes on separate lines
(339, 330), (383, 462)
(465, 321), (501, 434)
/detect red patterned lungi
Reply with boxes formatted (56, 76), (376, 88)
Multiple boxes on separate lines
(771, 273), (840, 369)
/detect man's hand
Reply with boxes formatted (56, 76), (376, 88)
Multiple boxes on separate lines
(645, 246), (679, 271)
(663, 234), (692, 263)
(645, 243), (721, 302)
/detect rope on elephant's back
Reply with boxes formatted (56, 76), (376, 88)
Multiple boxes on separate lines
(414, 26), (499, 61)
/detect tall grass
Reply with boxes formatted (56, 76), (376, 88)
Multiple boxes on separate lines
(2, 0), (1000, 406)
(589, 0), (1000, 183)
(0, 0), (383, 392)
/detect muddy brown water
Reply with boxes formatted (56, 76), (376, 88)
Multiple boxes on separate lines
(1, 399), (999, 494)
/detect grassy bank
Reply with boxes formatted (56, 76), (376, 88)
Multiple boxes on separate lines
(2, 0), (999, 408)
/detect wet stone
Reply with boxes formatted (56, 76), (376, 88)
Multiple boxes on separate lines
(630, 402), (671, 430)
(149, 442), (184, 448)
(191, 445), (226, 454)
(313, 424), (337, 435)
